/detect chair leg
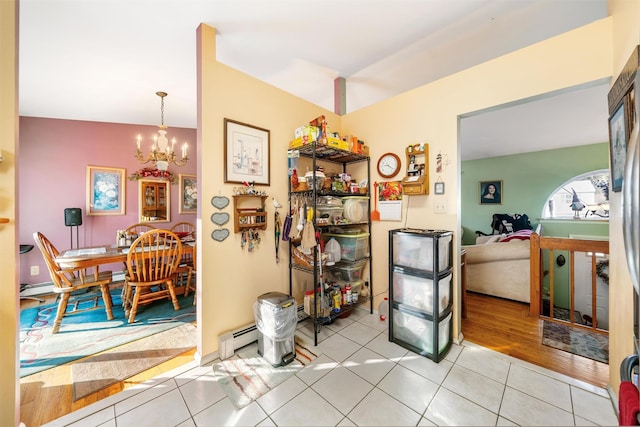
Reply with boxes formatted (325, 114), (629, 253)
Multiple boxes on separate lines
(52, 293), (71, 334)
(100, 285), (114, 320)
(167, 279), (180, 311)
(183, 269), (194, 297)
(128, 286), (141, 324)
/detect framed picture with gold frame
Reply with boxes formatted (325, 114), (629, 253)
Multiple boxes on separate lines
(179, 174), (197, 214)
(86, 166), (126, 215)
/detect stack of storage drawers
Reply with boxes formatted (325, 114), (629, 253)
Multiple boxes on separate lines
(388, 228), (453, 362)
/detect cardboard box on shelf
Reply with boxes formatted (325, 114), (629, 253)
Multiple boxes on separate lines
(295, 125), (319, 141)
(327, 137), (349, 151)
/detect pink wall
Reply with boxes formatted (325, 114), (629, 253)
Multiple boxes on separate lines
(19, 117), (197, 285)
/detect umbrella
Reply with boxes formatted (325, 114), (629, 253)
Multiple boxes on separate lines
(274, 211), (281, 262)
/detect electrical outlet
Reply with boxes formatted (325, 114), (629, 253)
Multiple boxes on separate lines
(435, 201), (446, 214)
(30, 265), (39, 276)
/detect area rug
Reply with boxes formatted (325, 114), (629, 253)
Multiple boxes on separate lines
(71, 322), (196, 401)
(212, 335), (320, 409)
(542, 320), (609, 364)
(20, 289), (195, 377)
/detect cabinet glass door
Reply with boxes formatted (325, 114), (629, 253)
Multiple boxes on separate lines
(138, 179), (170, 223)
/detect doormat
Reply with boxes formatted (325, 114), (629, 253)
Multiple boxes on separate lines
(212, 336), (320, 409)
(71, 323), (196, 401)
(542, 320), (608, 364)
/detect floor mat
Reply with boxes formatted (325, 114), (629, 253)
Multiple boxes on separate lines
(211, 335), (320, 408)
(20, 290), (195, 377)
(542, 320), (608, 364)
(71, 323), (196, 401)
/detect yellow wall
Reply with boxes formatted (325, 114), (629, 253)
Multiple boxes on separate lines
(196, 20), (615, 361)
(0, 1), (20, 425)
(343, 18), (614, 342)
(606, 0), (640, 393)
(196, 26), (344, 360)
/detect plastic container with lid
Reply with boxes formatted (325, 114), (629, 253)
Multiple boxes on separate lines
(324, 232), (370, 261)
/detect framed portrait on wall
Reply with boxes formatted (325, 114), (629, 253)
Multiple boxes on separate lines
(479, 180), (502, 205)
(86, 166), (126, 215)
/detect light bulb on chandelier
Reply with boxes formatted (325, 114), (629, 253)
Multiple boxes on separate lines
(135, 91), (188, 171)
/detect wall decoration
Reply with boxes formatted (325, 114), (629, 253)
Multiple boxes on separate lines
(434, 182), (445, 195)
(479, 180), (503, 205)
(86, 166), (126, 215)
(211, 212), (230, 226)
(178, 174), (197, 214)
(211, 229), (230, 242)
(128, 167), (176, 183)
(224, 118), (270, 185)
(211, 195), (230, 210)
(609, 99), (629, 192)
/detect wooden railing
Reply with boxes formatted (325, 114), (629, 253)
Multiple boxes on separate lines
(530, 232), (609, 334)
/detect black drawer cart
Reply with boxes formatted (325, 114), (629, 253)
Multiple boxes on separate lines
(388, 228), (453, 362)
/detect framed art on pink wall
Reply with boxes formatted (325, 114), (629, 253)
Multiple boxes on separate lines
(86, 165), (126, 215)
(179, 174), (197, 214)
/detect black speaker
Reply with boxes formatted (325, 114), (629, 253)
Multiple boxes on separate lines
(64, 208), (82, 226)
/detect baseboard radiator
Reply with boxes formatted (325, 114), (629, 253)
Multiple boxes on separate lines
(218, 323), (259, 360)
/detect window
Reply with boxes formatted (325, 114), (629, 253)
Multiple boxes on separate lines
(542, 169), (609, 219)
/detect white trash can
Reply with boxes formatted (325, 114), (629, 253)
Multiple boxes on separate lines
(254, 291), (297, 366)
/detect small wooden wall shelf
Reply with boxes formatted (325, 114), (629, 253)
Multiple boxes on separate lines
(233, 195), (268, 233)
(401, 143), (429, 195)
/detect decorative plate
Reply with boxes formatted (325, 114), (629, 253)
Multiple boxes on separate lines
(211, 212), (230, 226)
(211, 195), (230, 210)
(211, 229), (230, 242)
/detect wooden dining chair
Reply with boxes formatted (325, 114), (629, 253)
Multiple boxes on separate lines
(122, 229), (183, 323)
(32, 232), (115, 334)
(182, 243), (196, 306)
(125, 222), (157, 239)
(170, 222), (196, 238)
(170, 222), (196, 293)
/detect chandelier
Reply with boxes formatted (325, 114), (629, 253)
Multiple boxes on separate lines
(135, 91), (188, 171)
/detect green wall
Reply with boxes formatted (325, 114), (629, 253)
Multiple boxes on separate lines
(461, 142), (610, 308)
(461, 142), (610, 244)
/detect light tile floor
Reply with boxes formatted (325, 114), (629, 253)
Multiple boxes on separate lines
(43, 307), (618, 427)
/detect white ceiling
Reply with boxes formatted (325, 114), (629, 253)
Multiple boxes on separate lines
(18, 0), (610, 160)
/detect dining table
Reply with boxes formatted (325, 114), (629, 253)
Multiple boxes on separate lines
(55, 240), (195, 295)
(55, 241), (195, 269)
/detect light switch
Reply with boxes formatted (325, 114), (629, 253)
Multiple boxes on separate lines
(435, 201), (446, 214)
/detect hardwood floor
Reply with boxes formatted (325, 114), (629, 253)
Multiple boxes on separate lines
(19, 291), (609, 427)
(462, 291), (609, 388)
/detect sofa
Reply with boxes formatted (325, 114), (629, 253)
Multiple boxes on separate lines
(462, 228), (537, 303)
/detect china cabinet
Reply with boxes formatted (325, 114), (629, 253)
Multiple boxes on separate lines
(139, 179), (170, 223)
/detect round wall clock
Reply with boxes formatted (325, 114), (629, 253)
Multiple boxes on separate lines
(377, 152), (401, 178)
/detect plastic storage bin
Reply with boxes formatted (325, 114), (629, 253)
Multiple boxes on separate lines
(328, 259), (367, 281)
(392, 309), (451, 355)
(392, 270), (451, 316)
(253, 291), (297, 366)
(391, 231), (452, 273)
(324, 232), (370, 261)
